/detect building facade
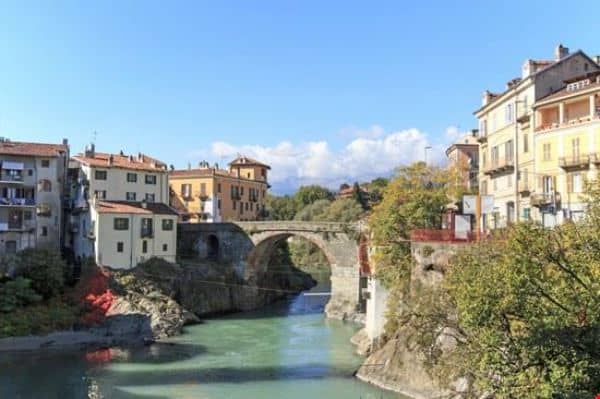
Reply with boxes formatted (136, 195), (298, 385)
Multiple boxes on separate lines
(532, 71), (600, 226)
(169, 156), (270, 222)
(475, 44), (600, 229)
(445, 130), (480, 190)
(67, 145), (177, 269)
(0, 139), (69, 255)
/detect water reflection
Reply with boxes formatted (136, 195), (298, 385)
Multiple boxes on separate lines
(0, 283), (405, 399)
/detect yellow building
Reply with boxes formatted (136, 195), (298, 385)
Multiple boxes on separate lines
(169, 156), (270, 222)
(475, 44), (599, 229)
(532, 71), (600, 226)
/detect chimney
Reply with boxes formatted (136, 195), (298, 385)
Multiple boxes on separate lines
(471, 129), (478, 138)
(141, 199), (147, 209)
(62, 138), (68, 146)
(482, 90), (492, 106)
(128, 155), (134, 162)
(594, 56), (600, 66)
(108, 154), (114, 166)
(187, 162), (191, 170)
(555, 44), (569, 61)
(85, 143), (95, 158)
(169, 164), (174, 171)
(137, 152), (143, 162)
(119, 150), (124, 156)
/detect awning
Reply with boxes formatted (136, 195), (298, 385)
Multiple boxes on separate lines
(2, 161), (24, 170)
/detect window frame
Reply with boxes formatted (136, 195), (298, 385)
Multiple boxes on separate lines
(113, 217), (130, 231)
(95, 170), (108, 180)
(145, 174), (157, 185)
(162, 219), (174, 231)
(127, 172), (138, 183)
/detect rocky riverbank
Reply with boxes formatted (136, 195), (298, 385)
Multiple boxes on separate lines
(0, 257), (316, 352)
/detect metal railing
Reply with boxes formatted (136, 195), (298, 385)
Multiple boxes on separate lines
(410, 229), (475, 243)
(0, 197), (35, 206)
(558, 154), (590, 169)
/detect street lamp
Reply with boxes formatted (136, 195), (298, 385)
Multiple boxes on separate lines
(424, 146), (432, 165)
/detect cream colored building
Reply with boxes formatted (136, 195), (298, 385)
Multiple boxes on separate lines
(68, 145), (177, 269)
(445, 130), (479, 190)
(0, 139), (69, 255)
(170, 156), (270, 222)
(532, 71), (600, 226)
(475, 44), (599, 229)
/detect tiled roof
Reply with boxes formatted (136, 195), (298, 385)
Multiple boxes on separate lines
(229, 155), (271, 169)
(73, 152), (167, 172)
(95, 200), (178, 215)
(0, 141), (68, 157)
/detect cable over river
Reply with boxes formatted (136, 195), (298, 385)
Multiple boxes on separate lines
(0, 283), (407, 399)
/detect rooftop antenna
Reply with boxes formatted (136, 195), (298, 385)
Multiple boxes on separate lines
(92, 131), (98, 144)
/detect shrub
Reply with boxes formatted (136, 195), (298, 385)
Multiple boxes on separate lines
(0, 277), (42, 313)
(14, 249), (67, 299)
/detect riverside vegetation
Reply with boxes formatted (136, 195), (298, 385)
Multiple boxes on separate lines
(367, 162), (600, 398)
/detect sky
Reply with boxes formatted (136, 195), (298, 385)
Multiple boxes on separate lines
(0, 1), (598, 194)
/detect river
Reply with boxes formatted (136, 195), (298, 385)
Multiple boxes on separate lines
(0, 284), (406, 399)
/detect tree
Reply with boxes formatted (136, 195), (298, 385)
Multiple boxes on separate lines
(293, 185), (333, 208)
(265, 194), (298, 220)
(14, 249), (67, 299)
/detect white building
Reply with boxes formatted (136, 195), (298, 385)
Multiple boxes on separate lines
(0, 139), (69, 255)
(68, 145), (177, 269)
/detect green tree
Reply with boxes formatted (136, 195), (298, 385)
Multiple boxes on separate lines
(265, 194), (298, 220)
(0, 277), (42, 313)
(293, 185), (333, 208)
(14, 249), (67, 299)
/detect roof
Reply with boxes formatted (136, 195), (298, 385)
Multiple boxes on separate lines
(169, 167), (269, 184)
(474, 50), (600, 115)
(73, 152), (167, 172)
(445, 134), (480, 156)
(0, 140), (68, 157)
(535, 72), (600, 106)
(228, 155), (271, 169)
(95, 200), (178, 216)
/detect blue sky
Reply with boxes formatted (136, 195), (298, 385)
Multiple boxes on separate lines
(0, 1), (598, 193)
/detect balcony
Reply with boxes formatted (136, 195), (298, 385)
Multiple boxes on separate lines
(0, 197), (35, 207)
(483, 158), (515, 176)
(518, 181), (532, 196)
(531, 192), (554, 207)
(477, 133), (487, 143)
(559, 154), (590, 170)
(0, 171), (24, 183)
(0, 220), (35, 232)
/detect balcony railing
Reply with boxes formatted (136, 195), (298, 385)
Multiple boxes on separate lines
(518, 181), (531, 195)
(483, 158), (515, 176)
(536, 114), (600, 133)
(531, 192), (554, 207)
(477, 132), (487, 143)
(559, 154), (590, 169)
(0, 197), (35, 206)
(410, 229), (475, 243)
(0, 221), (35, 232)
(0, 172), (24, 183)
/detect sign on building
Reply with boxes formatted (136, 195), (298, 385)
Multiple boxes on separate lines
(462, 195), (495, 215)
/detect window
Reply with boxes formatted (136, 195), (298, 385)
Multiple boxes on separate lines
(523, 208), (531, 220)
(568, 173), (583, 193)
(493, 178), (498, 191)
(543, 176), (553, 194)
(145, 175), (157, 184)
(245, 202), (249, 211)
(163, 244), (168, 252)
(141, 218), (153, 238)
(481, 181), (488, 195)
(522, 96), (528, 112)
(491, 146), (499, 166)
(28, 169), (33, 176)
(40, 179), (52, 192)
(505, 140), (514, 163)
(145, 193), (155, 202)
(200, 183), (206, 195)
(181, 184), (192, 198)
(261, 168), (266, 178)
(233, 201), (236, 210)
(247, 172), (251, 178)
(142, 240), (148, 253)
(162, 219), (173, 231)
(479, 119), (487, 137)
(572, 138), (580, 159)
(117, 242), (124, 253)
(41, 226), (48, 236)
(126, 192), (136, 201)
(240, 186), (244, 196)
(523, 134), (529, 153)
(507, 174), (512, 188)
(505, 103), (514, 124)
(95, 170), (107, 180)
(114, 218), (129, 230)
(94, 190), (107, 199)
(41, 159), (50, 168)
(217, 183), (221, 193)
(127, 173), (137, 182)
(240, 202), (244, 214)
(218, 199), (221, 209)
(23, 211), (32, 220)
(543, 143), (552, 161)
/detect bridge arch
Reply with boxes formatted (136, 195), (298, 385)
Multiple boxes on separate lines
(177, 221), (365, 320)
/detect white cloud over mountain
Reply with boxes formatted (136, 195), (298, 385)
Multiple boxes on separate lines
(196, 126), (457, 194)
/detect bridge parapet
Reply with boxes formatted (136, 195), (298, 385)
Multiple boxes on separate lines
(232, 221), (355, 233)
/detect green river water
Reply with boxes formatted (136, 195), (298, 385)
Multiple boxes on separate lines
(0, 284), (407, 399)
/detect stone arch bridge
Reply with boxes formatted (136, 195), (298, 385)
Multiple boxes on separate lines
(177, 221), (368, 320)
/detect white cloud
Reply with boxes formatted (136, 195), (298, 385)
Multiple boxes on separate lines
(191, 127), (450, 194)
